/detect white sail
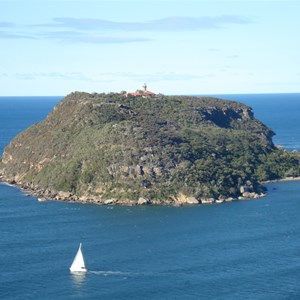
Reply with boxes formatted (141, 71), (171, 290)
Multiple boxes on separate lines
(70, 243), (87, 273)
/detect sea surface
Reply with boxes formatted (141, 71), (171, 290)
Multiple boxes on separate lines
(0, 94), (300, 299)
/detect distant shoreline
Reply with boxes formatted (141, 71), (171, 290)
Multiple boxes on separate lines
(262, 177), (300, 184)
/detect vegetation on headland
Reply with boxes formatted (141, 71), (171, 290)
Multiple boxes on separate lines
(0, 92), (299, 205)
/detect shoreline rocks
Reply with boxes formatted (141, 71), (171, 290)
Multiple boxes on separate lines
(0, 177), (267, 207)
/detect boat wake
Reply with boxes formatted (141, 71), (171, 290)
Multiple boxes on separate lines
(89, 270), (136, 277)
(88, 270), (177, 277)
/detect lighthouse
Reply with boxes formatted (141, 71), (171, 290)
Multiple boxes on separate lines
(142, 82), (147, 92)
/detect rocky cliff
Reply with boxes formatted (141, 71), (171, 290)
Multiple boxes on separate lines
(1, 92), (299, 205)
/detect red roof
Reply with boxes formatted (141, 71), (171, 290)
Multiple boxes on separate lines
(127, 90), (156, 97)
(143, 90), (155, 95)
(128, 92), (142, 96)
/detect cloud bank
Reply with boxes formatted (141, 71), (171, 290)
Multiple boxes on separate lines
(42, 15), (253, 31)
(0, 15), (253, 44)
(1, 71), (212, 82)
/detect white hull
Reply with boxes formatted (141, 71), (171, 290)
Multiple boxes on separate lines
(70, 268), (87, 273)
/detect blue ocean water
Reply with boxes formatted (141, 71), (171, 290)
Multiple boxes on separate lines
(0, 94), (300, 300)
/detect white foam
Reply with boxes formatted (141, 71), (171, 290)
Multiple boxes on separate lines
(89, 270), (133, 276)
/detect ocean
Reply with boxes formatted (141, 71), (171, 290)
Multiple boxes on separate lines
(0, 94), (299, 299)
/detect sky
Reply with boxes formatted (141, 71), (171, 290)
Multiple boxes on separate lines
(0, 0), (299, 96)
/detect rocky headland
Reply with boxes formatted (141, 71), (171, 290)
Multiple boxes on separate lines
(1, 92), (299, 205)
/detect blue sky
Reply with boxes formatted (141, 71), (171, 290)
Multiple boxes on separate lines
(1, 0), (299, 96)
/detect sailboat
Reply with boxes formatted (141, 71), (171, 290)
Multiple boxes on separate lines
(70, 243), (87, 273)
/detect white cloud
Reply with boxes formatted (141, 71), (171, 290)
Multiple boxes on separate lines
(0, 31), (36, 39)
(40, 31), (151, 44)
(3, 72), (98, 82)
(0, 22), (15, 28)
(41, 15), (253, 31)
(2, 71), (214, 83)
(0, 15), (253, 44)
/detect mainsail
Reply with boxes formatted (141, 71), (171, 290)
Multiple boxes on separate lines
(70, 243), (87, 273)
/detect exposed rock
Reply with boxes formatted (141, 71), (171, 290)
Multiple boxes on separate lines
(201, 198), (215, 204)
(137, 197), (150, 205)
(174, 193), (199, 205)
(186, 197), (199, 204)
(215, 199), (224, 203)
(225, 197), (234, 202)
(242, 192), (260, 199)
(240, 186), (249, 194)
(38, 197), (47, 202)
(56, 191), (73, 199)
(104, 198), (117, 205)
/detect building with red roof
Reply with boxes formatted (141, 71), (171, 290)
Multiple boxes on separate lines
(126, 83), (156, 97)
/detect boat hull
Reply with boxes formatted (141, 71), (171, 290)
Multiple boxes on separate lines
(70, 268), (87, 273)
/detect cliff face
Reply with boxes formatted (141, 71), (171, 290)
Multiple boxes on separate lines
(1, 92), (299, 205)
